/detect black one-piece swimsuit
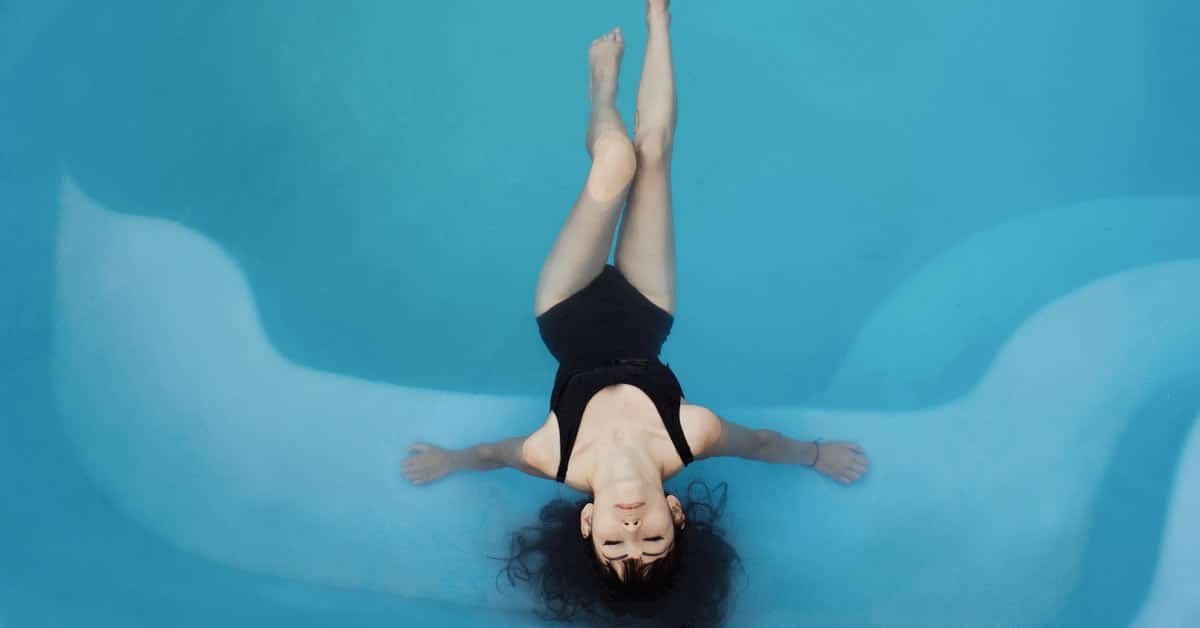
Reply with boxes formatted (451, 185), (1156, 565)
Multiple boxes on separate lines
(535, 264), (694, 483)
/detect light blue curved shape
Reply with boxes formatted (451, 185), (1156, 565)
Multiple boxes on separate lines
(1129, 410), (1200, 628)
(824, 195), (1200, 409)
(50, 175), (554, 612)
(52, 175), (1200, 626)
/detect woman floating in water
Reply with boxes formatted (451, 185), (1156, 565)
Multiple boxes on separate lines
(404, 1), (869, 625)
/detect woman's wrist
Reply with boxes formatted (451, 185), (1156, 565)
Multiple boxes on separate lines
(457, 444), (507, 471)
(449, 447), (480, 472)
(781, 438), (819, 467)
(759, 432), (819, 467)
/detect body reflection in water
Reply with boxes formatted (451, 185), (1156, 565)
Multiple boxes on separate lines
(402, 2), (868, 625)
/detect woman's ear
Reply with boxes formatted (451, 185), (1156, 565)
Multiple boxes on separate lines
(667, 494), (686, 529)
(580, 503), (594, 539)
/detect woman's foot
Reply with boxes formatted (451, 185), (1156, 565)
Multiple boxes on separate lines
(586, 28), (630, 159)
(589, 27), (623, 105)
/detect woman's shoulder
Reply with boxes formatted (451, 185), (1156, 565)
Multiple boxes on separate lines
(679, 401), (723, 459)
(520, 411), (561, 478)
(522, 411), (593, 491)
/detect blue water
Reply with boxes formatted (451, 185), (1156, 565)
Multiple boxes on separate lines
(3, 1), (1199, 627)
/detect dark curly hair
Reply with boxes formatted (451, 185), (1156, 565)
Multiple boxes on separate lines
(496, 480), (742, 627)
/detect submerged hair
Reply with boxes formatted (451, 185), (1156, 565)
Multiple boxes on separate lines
(497, 480), (741, 628)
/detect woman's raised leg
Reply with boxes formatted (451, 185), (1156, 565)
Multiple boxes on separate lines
(534, 27), (638, 318)
(614, 0), (677, 316)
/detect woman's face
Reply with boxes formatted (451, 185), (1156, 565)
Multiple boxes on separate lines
(581, 491), (685, 574)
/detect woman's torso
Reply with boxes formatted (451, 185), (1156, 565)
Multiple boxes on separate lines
(522, 383), (716, 492)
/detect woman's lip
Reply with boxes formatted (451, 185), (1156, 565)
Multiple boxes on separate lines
(616, 502), (645, 510)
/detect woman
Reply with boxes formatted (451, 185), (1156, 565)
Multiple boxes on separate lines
(404, 1), (869, 624)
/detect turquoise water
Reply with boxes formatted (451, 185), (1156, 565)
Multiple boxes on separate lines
(3, 1), (1199, 626)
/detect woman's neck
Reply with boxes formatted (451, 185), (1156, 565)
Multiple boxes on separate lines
(587, 434), (664, 494)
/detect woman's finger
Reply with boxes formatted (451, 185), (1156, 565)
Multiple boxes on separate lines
(408, 443), (431, 454)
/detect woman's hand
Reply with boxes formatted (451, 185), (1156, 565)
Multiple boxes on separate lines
(402, 442), (458, 486)
(812, 441), (869, 486)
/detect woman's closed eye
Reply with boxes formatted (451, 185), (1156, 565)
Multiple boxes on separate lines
(601, 537), (667, 559)
(603, 536), (664, 546)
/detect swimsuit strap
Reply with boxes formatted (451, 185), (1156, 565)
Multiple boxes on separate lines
(554, 358), (691, 483)
(555, 402), (583, 483)
(662, 397), (695, 465)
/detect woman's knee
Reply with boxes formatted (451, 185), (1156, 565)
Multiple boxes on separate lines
(586, 133), (638, 202)
(633, 131), (672, 168)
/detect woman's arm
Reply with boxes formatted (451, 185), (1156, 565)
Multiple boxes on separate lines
(694, 407), (870, 486)
(403, 436), (549, 485)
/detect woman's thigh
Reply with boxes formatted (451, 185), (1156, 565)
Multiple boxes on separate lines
(535, 201), (622, 317)
(535, 135), (638, 318)
(614, 159), (675, 316)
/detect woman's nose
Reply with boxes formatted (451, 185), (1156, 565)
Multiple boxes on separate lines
(623, 519), (640, 527)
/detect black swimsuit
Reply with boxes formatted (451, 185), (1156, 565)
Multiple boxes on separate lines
(535, 264), (694, 483)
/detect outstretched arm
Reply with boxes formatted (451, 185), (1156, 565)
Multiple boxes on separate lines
(403, 436), (549, 485)
(694, 407), (870, 486)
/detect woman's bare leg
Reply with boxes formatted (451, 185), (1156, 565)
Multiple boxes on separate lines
(535, 28), (638, 318)
(614, 0), (677, 316)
